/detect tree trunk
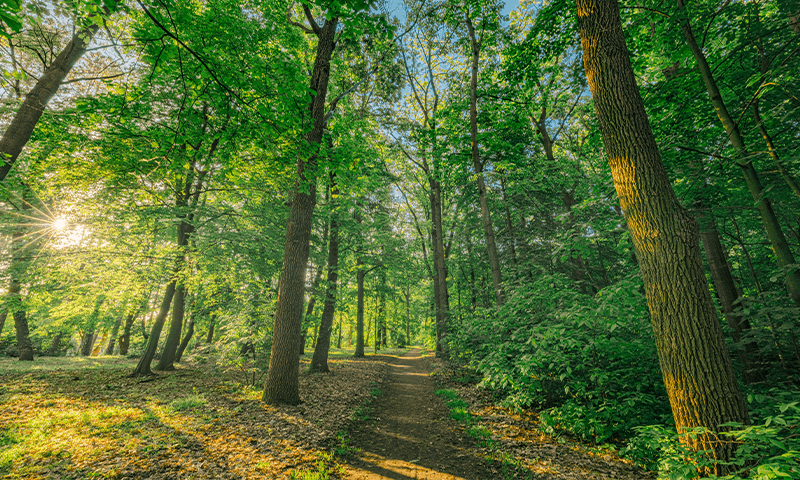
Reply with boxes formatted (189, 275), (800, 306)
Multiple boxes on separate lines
(697, 206), (761, 383)
(0, 312), (5, 337)
(0, 18), (104, 181)
(46, 332), (63, 356)
(119, 312), (138, 356)
(465, 14), (504, 307)
(131, 279), (177, 376)
(206, 318), (215, 344)
(156, 282), (185, 371)
(575, 0), (749, 471)
(80, 331), (94, 356)
(677, 0), (800, 307)
(263, 16), (338, 405)
(355, 255), (366, 357)
(404, 285), (411, 346)
(104, 316), (123, 355)
(429, 179), (450, 357)
(175, 316), (194, 363)
(310, 174), (341, 373)
(6, 193), (33, 361)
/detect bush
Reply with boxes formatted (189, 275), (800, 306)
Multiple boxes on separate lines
(449, 272), (670, 443)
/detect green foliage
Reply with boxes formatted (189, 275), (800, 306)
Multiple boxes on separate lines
(435, 388), (475, 425)
(622, 388), (800, 479)
(169, 394), (207, 412)
(450, 272), (670, 443)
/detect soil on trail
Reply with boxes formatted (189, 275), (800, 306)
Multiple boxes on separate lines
(342, 348), (496, 480)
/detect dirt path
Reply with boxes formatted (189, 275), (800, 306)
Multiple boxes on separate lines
(341, 348), (497, 480)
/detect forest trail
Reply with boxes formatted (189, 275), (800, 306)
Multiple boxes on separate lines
(341, 348), (496, 480)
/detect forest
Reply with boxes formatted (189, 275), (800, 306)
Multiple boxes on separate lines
(0, 0), (799, 478)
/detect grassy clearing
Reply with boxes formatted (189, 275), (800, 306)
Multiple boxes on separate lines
(0, 353), (387, 480)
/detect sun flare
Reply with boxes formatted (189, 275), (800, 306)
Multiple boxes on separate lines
(53, 218), (68, 231)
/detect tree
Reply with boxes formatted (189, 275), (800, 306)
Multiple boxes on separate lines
(574, 0), (748, 471)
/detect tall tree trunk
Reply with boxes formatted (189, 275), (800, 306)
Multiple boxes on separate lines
(355, 255), (366, 357)
(429, 179), (450, 357)
(404, 284), (411, 346)
(301, 211), (330, 356)
(677, 0), (800, 307)
(104, 316), (123, 355)
(263, 16), (338, 405)
(310, 174), (340, 373)
(131, 278), (177, 376)
(697, 205), (761, 382)
(465, 14), (504, 306)
(0, 18), (104, 181)
(575, 0), (749, 471)
(175, 316), (194, 363)
(0, 312), (6, 337)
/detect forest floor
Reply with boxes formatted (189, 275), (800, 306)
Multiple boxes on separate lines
(339, 349), (650, 480)
(0, 348), (651, 480)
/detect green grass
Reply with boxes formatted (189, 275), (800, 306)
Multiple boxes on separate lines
(0, 355), (137, 373)
(435, 388), (475, 425)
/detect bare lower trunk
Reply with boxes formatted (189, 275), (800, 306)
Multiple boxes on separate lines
(105, 317), (123, 355)
(310, 175), (340, 373)
(355, 255), (366, 357)
(131, 280), (177, 376)
(46, 332), (63, 356)
(80, 331), (94, 356)
(175, 317), (194, 362)
(263, 15), (338, 405)
(119, 312), (138, 355)
(576, 0), (748, 471)
(156, 282), (185, 371)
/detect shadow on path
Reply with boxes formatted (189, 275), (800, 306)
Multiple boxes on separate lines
(341, 349), (497, 480)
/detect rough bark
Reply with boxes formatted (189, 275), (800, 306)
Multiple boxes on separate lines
(0, 19), (103, 181)
(310, 174), (340, 373)
(677, 0), (800, 307)
(576, 0), (749, 471)
(131, 279), (177, 376)
(465, 13), (504, 306)
(263, 15), (338, 405)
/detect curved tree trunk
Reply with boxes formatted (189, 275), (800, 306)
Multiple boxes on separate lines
(46, 332), (63, 356)
(575, 0), (749, 472)
(131, 279), (177, 376)
(175, 316), (194, 363)
(263, 15), (338, 405)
